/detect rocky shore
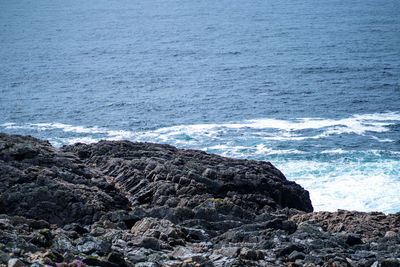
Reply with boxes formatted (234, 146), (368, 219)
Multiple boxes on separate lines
(0, 133), (399, 267)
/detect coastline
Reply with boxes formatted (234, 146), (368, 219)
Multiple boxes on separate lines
(0, 133), (399, 266)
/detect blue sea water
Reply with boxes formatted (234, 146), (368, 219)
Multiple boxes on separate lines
(1, 0), (399, 213)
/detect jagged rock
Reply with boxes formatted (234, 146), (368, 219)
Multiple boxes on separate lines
(51, 234), (75, 253)
(291, 210), (400, 240)
(1, 133), (400, 267)
(64, 139), (313, 212)
(76, 236), (111, 256)
(0, 133), (130, 226)
(287, 251), (306, 261)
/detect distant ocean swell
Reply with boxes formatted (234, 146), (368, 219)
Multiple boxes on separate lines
(1, 111), (399, 213)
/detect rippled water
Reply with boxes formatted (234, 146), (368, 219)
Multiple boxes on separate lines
(1, 0), (399, 213)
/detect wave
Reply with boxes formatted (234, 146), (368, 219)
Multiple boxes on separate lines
(1, 113), (399, 213)
(0, 122), (133, 144)
(1, 111), (399, 146)
(276, 158), (400, 213)
(134, 111), (400, 143)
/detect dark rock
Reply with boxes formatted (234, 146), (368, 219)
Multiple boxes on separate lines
(1, 133), (400, 267)
(215, 247), (241, 258)
(0, 133), (130, 227)
(51, 234), (75, 253)
(63, 223), (88, 235)
(381, 259), (400, 267)
(107, 251), (128, 267)
(127, 252), (147, 264)
(76, 236), (111, 256)
(30, 229), (52, 247)
(64, 139), (313, 212)
(239, 247), (264, 260)
(136, 237), (161, 250)
(344, 233), (363, 246)
(83, 257), (119, 267)
(0, 251), (10, 264)
(287, 251), (305, 261)
(278, 244), (305, 257)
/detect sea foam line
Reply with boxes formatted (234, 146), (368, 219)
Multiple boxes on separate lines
(1, 111), (399, 145)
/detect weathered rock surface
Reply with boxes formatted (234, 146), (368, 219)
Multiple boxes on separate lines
(63, 140), (313, 212)
(0, 133), (399, 267)
(0, 133), (130, 226)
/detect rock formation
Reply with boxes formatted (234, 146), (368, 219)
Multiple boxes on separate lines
(0, 133), (399, 267)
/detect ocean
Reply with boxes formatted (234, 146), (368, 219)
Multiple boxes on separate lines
(1, 0), (399, 213)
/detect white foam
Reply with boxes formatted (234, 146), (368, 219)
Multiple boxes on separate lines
(371, 136), (394, 143)
(276, 158), (400, 213)
(134, 111), (400, 143)
(321, 149), (347, 154)
(0, 122), (16, 127)
(0, 122), (134, 141)
(63, 137), (100, 145)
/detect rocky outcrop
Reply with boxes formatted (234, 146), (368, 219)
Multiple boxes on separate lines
(0, 133), (129, 226)
(63, 140), (313, 213)
(0, 133), (399, 267)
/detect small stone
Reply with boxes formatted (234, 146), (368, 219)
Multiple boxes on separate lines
(184, 258), (193, 263)
(137, 237), (160, 250)
(216, 247), (240, 258)
(239, 247), (262, 261)
(107, 251), (128, 267)
(0, 251), (10, 264)
(278, 244), (304, 257)
(7, 258), (25, 267)
(127, 252), (147, 264)
(384, 231), (397, 238)
(83, 258), (119, 267)
(287, 251), (305, 261)
(344, 234), (362, 246)
(51, 235), (75, 253)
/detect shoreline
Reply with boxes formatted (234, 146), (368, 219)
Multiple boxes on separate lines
(0, 133), (399, 266)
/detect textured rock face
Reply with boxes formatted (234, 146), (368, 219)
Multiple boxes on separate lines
(0, 133), (130, 226)
(291, 209), (400, 240)
(63, 140), (313, 213)
(1, 133), (400, 267)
